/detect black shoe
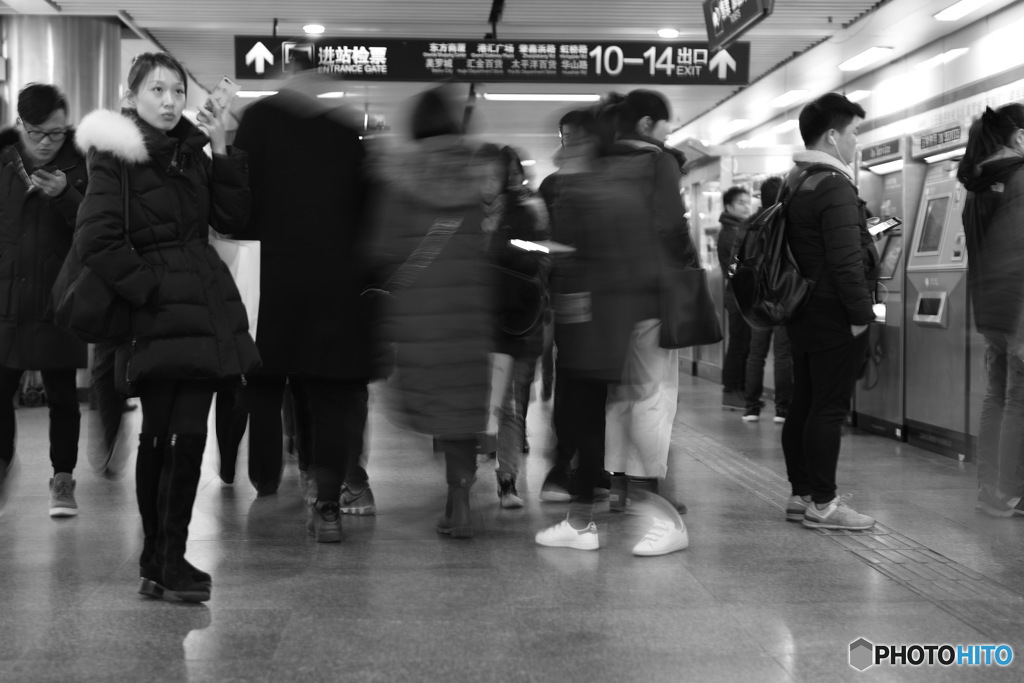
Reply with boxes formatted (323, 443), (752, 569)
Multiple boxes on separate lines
(437, 479), (473, 538)
(160, 562), (211, 603)
(722, 390), (745, 410)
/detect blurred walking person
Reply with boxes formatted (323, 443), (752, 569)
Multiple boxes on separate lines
(370, 87), (494, 538)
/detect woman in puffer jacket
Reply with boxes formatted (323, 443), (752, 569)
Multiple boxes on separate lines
(75, 52), (259, 602)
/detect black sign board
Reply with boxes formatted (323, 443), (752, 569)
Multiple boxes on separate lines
(919, 126), (962, 151)
(863, 139), (901, 162)
(235, 36), (750, 86)
(704, 0), (775, 53)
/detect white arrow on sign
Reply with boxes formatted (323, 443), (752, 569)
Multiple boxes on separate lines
(709, 50), (737, 79)
(245, 41), (275, 75)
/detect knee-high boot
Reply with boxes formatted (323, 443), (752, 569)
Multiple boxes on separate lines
(158, 433), (211, 602)
(137, 433), (164, 597)
(436, 437), (476, 539)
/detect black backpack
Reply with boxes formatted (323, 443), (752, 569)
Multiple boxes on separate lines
(730, 167), (831, 330)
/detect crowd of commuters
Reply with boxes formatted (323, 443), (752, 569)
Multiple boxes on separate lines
(7, 51), (1012, 603)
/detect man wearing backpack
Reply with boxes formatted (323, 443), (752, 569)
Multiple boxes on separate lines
(782, 93), (878, 530)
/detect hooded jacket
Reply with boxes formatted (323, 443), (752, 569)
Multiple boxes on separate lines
(74, 109), (259, 393)
(0, 127), (88, 370)
(371, 136), (494, 436)
(961, 146), (1024, 336)
(785, 150), (876, 327)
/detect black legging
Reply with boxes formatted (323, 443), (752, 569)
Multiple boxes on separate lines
(0, 366), (80, 473)
(556, 374), (609, 506)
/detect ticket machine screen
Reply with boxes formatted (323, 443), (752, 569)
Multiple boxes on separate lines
(917, 196), (950, 254)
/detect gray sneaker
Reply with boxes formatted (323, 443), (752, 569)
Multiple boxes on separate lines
(785, 494), (811, 522)
(339, 484), (376, 515)
(49, 473), (78, 517)
(802, 495), (874, 530)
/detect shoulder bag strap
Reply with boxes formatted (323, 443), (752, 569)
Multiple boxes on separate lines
(368, 214), (464, 297)
(121, 162), (134, 251)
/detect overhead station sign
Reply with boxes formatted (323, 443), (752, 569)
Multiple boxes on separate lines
(704, 0), (775, 53)
(235, 36), (750, 86)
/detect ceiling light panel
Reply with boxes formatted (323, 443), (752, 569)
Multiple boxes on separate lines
(838, 47), (894, 72)
(770, 90), (809, 108)
(482, 93), (600, 102)
(934, 0), (993, 21)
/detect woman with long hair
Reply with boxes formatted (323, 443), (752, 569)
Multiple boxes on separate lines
(958, 104), (1024, 516)
(75, 52), (258, 601)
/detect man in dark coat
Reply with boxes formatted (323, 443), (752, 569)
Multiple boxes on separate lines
(233, 68), (374, 540)
(782, 93), (877, 531)
(0, 83), (88, 516)
(716, 185), (753, 410)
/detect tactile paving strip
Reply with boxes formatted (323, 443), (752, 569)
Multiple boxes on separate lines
(673, 421), (1024, 639)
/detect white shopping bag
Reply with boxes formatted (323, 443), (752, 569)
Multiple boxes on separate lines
(210, 234), (261, 337)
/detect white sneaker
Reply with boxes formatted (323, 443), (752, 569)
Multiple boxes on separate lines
(632, 517), (688, 556)
(535, 519), (599, 550)
(802, 495), (874, 530)
(785, 495), (811, 522)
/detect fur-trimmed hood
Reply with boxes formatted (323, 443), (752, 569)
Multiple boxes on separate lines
(76, 109), (209, 167)
(75, 109), (150, 164)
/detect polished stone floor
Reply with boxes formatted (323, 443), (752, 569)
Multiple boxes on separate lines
(2, 374), (1024, 682)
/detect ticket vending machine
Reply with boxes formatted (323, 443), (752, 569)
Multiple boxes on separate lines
(903, 120), (977, 459)
(854, 138), (926, 440)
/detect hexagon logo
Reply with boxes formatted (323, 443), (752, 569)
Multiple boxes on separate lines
(850, 638), (875, 671)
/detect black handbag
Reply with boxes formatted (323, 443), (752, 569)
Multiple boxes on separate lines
(659, 260), (723, 349)
(494, 264), (546, 339)
(53, 163), (132, 343)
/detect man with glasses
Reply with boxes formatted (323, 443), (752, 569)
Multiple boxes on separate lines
(0, 83), (89, 516)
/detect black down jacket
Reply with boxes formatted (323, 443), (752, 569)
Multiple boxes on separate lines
(0, 128), (88, 370)
(74, 109), (260, 394)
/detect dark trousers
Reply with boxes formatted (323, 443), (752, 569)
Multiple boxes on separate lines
(723, 300), (751, 393)
(977, 332), (1024, 497)
(246, 374), (369, 500)
(558, 375), (609, 505)
(92, 342), (127, 451)
(745, 325), (793, 411)
(782, 300), (868, 504)
(0, 366), (79, 473)
(551, 368), (577, 469)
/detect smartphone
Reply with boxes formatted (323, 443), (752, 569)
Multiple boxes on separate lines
(198, 76), (241, 124)
(869, 216), (903, 237)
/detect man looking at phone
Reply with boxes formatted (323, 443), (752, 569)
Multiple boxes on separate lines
(781, 93), (878, 531)
(0, 83), (89, 516)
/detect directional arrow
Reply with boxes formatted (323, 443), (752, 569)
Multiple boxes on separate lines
(245, 41), (274, 75)
(709, 50), (737, 80)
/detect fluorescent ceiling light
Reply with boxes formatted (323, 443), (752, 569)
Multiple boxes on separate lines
(317, 92), (346, 99)
(657, 28), (680, 39)
(838, 47), (894, 72)
(236, 91), (278, 98)
(924, 147), (967, 163)
(723, 118), (751, 134)
(772, 119), (800, 133)
(934, 0), (993, 21)
(865, 159), (904, 175)
(521, 159), (537, 166)
(303, 24), (326, 34)
(770, 90), (809, 108)
(846, 90), (872, 103)
(482, 93), (600, 102)
(915, 48), (969, 71)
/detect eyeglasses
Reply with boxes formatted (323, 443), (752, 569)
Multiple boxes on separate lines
(21, 124), (67, 143)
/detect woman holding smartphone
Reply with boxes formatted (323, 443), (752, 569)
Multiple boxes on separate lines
(0, 83), (89, 516)
(75, 52), (258, 602)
